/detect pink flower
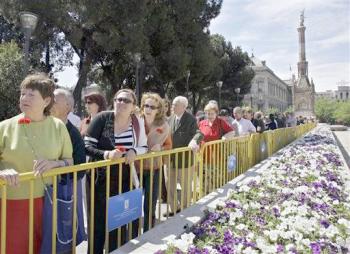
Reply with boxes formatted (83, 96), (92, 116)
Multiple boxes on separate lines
(115, 145), (126, 152)
(18, 117), (31, 125)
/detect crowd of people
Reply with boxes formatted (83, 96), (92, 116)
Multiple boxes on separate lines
(0, 73), (311, 254)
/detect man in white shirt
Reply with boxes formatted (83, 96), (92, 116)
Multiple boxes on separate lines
(232, 107), (256, 136)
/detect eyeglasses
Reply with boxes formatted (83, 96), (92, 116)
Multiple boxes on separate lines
(85, 101), (93, 104)
(144, 104), (159, 110)
(114, 97), (133, 104)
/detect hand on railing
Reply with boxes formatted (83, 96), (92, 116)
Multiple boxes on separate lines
(106, 149), (123, 160)
(150, 144), (162, 152)
(0, 168), (19, 186)
(188, 140), (200, 152)
(33, 159), (72, 176)
(125, 149), (137, 165)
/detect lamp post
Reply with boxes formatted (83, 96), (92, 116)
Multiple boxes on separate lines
(234, 87), (241, 107)
(216, 81), (223, 109)
(19, 11), (38, 74)
(186, 70), (191, 98)
(134, 53), (141, 105)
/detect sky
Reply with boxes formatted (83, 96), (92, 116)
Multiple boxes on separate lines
(209, 0), (350, 92)
(56, 0), (350, 92)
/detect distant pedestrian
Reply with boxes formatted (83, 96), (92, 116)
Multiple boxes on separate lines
(266, 113), (278, 130)
(232, 107), (256, 136)
(252, 111), (265, 133)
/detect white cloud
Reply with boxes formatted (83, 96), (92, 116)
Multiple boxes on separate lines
(209, 0), (350, 92)
(310, 61), (350, 91)
(312, 32), (349, 49)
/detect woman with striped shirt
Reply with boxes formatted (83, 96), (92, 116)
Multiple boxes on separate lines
(84, 89), (147, 254)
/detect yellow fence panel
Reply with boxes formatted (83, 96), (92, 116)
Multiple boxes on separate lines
(0, 123), (315, 253)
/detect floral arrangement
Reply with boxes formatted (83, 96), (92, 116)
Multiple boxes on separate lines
(157, 127), (350, 253)
(115, 145), (126, 153)
(18, 117), (31, 124)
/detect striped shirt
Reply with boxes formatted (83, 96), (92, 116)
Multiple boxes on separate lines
(114, 124), (134, 154)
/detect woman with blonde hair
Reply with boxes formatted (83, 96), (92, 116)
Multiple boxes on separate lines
(139, 92), (172, 231)
(198, 102), (235, 193)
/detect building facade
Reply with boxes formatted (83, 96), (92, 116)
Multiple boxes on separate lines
(335, 85), (350, 101)
(316, 90), (335, 100)
(242, 56), (293, 112)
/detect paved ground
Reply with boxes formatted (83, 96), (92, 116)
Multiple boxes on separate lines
(333, 128), (350, 168)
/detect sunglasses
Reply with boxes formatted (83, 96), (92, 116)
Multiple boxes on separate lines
(144, 104), (159, 110)
(114, 97), (133, 104)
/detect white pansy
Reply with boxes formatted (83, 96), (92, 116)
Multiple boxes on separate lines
(250, 202), (261, 209)
(301, 238), (311, 246)
(243, 247), (258, 254)
(236, 243), (243, 252)
(236, 224), (246, 230)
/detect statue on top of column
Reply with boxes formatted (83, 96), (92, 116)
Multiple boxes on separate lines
(300, 10), (305, 26)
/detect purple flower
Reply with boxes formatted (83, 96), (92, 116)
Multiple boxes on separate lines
(312, 182), (322, 189)
(215, 244), (234, 254)
(310, 242), (321, 254)
(223, 230), (234, 244)
(225, 201), (238, 209)
(276, 244), (284, 252)
(188, 246), (210, 254)
(272, 207), (281, 217)
(320, 219), (330, 228)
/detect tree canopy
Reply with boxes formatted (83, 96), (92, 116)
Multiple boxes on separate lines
(0, 0), (255, 116)
(0, 42), (24, 120)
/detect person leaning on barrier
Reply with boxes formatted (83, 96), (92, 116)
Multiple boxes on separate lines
(164, 96), (203, 216)
(199, 102), (235, 142)
(51, 88), (86, 177)
(50, 88), (86, 253)
(139, 92), (172, 232)
(0, 73), (73, 254)
(199, 102), (235, 194)
(232, 107), (256, 136)
(84, 88), (147, 253)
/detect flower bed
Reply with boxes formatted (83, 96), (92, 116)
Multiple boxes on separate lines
(157, 127), (350, 253)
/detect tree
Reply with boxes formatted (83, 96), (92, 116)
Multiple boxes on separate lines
(333, 101), (350, 126)
(0, 42), (25, 121)
(315, 98), (337, 123)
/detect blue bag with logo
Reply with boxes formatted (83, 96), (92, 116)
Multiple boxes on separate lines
(40, 179), (86, 254)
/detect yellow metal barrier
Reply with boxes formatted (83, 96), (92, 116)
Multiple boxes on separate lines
(0, 123), (315, 253)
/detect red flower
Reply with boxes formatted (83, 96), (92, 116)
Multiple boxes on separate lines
(156, 128), (163, 134)
(18, 117), (31, 125)
(115, 145), (126, 152)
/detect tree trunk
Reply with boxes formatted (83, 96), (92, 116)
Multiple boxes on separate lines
(73, 53), (92, 116)
(45, 42), (51, 73)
